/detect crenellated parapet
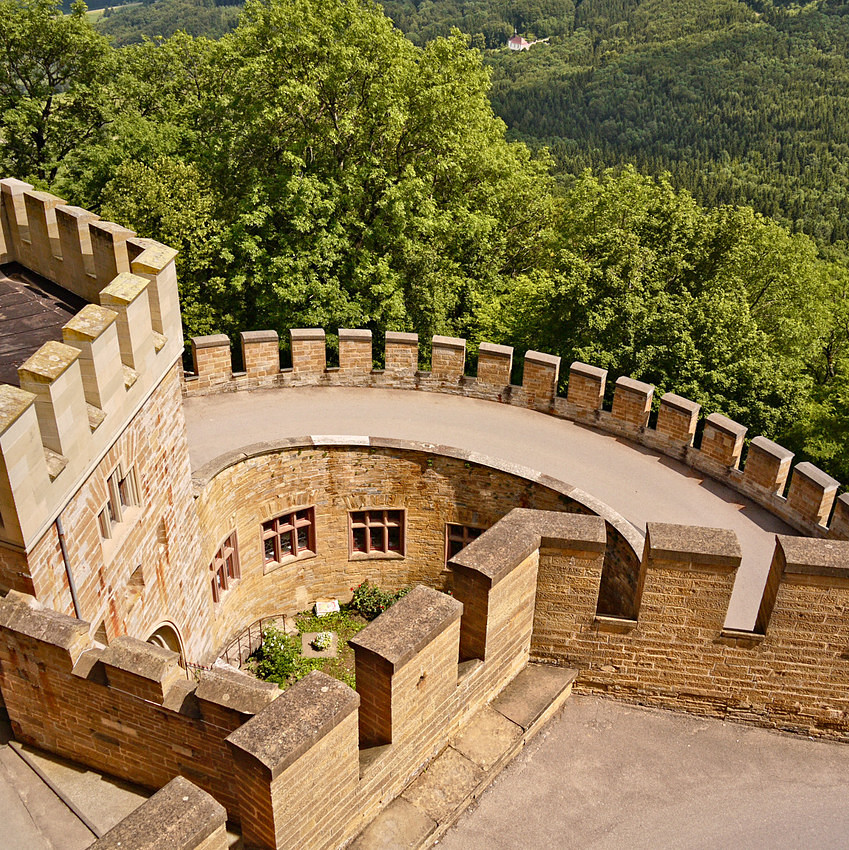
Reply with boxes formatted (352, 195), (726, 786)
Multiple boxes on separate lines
(184, 327), (844, 539)
(0, 180), (184, 550)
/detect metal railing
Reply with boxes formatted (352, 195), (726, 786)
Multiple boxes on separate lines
(218, 614), (286, 669)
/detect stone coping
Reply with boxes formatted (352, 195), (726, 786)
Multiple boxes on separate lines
(339, 328), (373, 341)
(100, 635), (179, 682)
(195, 666), (279, 715)
(191, 334), (230, 350)
(478, 342), (513, 359)
(660, 392), (700, 416)
(227, 671), (359, 780)
(646, 522), (742, 569)
(89, 776), (225, 850)
(749, 435), (794, 461)
(705, 412), (747, 438)
(349, 585), (462, 671)
(615, 375), (653, 396)
(190, 435), (645, 567)
(240, 329), (278, 344)
(792, 461), (840, 491)
(777, 535), (849, 578)
(570, 361), (608, 381)
(450, 510), (606, 586)
(432, 335), (466, 350)
(290, 328), (326, 341)
(0, 591), (89, 652)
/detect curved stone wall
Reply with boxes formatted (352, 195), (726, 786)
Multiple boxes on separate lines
(185, 328), (849, 542)
(193, 440), (641, 658)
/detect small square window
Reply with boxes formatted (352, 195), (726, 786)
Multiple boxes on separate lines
(262, 507), (316, 567)
(98, 464), (139, 541)
(349, 509), (405, 557)
(446, 523), (485, 563)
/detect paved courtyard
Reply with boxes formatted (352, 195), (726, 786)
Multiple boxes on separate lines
(439, 695), (849, 850)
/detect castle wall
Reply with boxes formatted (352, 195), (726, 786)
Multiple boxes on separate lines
(12, 364), (209, 658)
(0, 594), (278, 818)
(193, 445), (630, 659)
(531, 526), (849, 737)
(184, 330), (846, 540)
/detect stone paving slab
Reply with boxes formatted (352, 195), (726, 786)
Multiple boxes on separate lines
(492, 662), (577, 731)
(351, 663), (577, 850)
(451, 706), (522, 771)
(351, 798), (437, 850)
(401, 747), (485, 823)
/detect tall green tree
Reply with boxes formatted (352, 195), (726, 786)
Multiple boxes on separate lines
(0, 0), (116, 184)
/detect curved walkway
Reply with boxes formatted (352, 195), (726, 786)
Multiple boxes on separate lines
(183, 386), (794, 630)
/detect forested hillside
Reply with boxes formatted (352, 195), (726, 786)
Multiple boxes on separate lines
(2, 0), (849, 486)
(379, 0), (849, 245)
(97, 0), (241, 45)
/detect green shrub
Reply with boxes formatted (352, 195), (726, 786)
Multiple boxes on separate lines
(350, 580), (410, 620)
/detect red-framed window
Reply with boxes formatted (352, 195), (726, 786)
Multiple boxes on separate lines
(210, 531), (239, 603)
(349, 509), (405, 556)
(262, 508), (315, 565)
(446, 523), (484, 562)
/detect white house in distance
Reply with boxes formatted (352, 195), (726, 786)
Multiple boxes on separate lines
(508, 34), (550, 51)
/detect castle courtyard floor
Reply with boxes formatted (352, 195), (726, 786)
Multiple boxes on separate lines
(184, 386), (794, 630)
(439, 694), (849, 850)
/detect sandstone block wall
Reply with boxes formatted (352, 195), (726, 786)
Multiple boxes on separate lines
(10, 365), (209, 660)
(0, 593), (278, 817)
(192, 443), (614, 658)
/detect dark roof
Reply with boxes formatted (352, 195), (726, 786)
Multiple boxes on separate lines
(0, 263), (87, 387)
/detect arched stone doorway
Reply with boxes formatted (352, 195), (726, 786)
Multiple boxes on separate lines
(146, 622), (185, 665)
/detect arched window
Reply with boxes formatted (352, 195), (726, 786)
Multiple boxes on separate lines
(146, 623), (185, 666)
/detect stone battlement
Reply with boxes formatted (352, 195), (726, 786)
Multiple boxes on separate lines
(3, 507), (849, 848)
(184, 328), (847, 540)
(0, 181), (184, 550)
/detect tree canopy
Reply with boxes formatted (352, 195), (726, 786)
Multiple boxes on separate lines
(2, 0), (849, 484)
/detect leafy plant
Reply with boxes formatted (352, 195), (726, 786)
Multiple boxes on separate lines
(350, 580), (410, 621)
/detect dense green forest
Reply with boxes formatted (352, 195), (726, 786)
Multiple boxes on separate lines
(97, 0), (240, 45)
(2, 0), (849, 488)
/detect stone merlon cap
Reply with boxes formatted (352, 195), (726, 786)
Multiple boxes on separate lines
(100, 635), (180, 681)
(89, 776), (225, 850)
(704, 412), (747, 439)
(777, 535), (849, 578)
(385, 331), (418, 344)
(792, 461), (840, 492)
(89, 219), (134, 240)
(240, 329), (279, 344)
(290, 328), (326, 341)
(19, 340), (81, 383)
(524, 350), (560, 368)
(56, 204), (99, 223)
(26, 189), (66, 206)
(100, 272), (149, 306)
(0, 385), (36, 433)
(451, 509), (606, 586)
(660, 392), (700, 417)
(129, 240), (178, 272)
(63, 304), (118, 343)
(0, 593), (89, 651)
(349, 585), (462, 671)
(338, 328), (372, 341)
(191, 334), (230, 350)
(432, 335), (466, 351)
(478, 342), (513, 359)
(749, 435), (794, 462)
(226, 671), (358, 780)
(195, 667), (279, 715)
(570, 361), (607, 381)
(615, 375), (654, 397)
(646, 522), (742, 569)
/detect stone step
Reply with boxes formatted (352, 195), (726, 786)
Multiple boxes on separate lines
(351, 663), (577, 850)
